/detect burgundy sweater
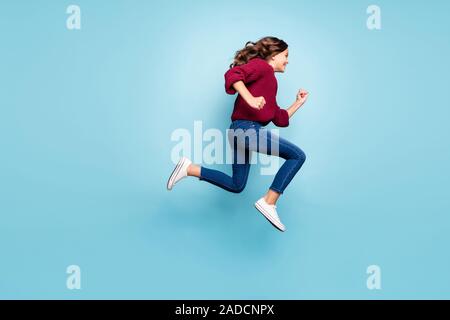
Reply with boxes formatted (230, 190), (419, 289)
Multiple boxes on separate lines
(224, 57), (289, 127)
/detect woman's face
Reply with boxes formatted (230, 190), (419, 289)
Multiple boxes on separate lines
(268, 49), (289, 72)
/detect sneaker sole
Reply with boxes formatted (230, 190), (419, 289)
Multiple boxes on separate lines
(254, 202), (286, 232)
(167, 157), (187, 190)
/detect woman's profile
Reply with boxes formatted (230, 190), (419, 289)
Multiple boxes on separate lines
(167, 36), (310, 232)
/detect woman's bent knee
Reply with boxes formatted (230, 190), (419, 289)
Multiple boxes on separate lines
(231, 183), (246, 193)
(234, 185), (246, 193)
(293, 147), (306, 163)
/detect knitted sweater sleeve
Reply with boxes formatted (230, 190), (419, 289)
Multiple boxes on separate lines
(224, 60), (264, 95)
(272, 103), (290, 127)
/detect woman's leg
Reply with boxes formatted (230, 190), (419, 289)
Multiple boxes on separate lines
(187, 164), (201, 177)
(198, 163), (251, 193)
(250, 129), (306, 204)
(195, 134), (252, 194)
(264, 189), (281, 206)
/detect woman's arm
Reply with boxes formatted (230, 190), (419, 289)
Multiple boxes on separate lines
(232, 81), (266, 110)
(286, 89), (309, 118)
(232, 81), (309, 116)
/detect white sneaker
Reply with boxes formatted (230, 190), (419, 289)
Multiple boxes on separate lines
(254, 197), (286, 232)
(167, 157), (192, 190)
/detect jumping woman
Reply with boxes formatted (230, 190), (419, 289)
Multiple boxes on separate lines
(167, 36), (309, 232)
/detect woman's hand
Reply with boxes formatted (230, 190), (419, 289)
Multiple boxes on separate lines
(296, 89), (309, 106)
(232, 81), (265, 110)
(246, 96), (266, 110)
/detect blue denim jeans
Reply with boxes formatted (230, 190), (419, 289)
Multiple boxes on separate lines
(199, 119), (306, 194)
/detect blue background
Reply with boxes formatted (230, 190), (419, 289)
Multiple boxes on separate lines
(1, 0), (449, 299)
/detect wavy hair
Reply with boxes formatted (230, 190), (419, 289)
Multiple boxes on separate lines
(229, 36), (288, 68)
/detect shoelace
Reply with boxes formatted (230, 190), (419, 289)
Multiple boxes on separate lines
(268, 204), (279, 219)
(263, 199), (277, 211)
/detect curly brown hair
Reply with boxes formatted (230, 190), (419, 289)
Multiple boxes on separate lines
(229, 36), (288, 68)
